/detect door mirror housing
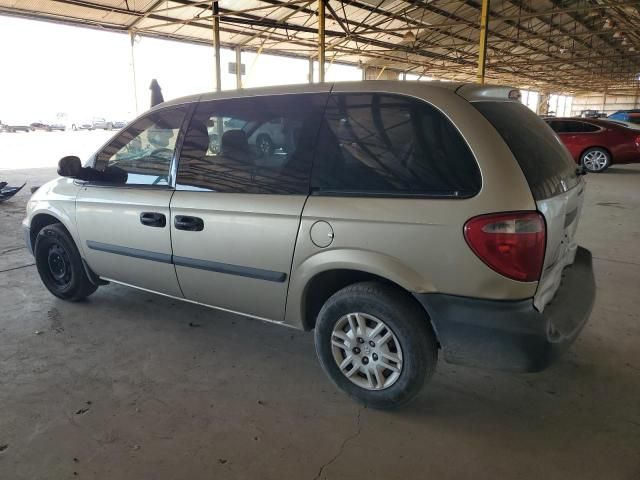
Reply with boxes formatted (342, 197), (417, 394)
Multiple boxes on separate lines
(57, 156), (82, 178)
(57, 155), (128, 183)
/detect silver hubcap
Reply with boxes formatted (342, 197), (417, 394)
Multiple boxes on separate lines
(331, 312), (403, 390)
(583, 150), (608, 171)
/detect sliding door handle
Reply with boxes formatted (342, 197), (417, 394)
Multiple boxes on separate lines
(140, 212), (166, 227)
(174, 215), (204, 231)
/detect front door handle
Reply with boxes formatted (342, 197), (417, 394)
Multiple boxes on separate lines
(140, 212), (166, 227)
(174, 215), (204, 231)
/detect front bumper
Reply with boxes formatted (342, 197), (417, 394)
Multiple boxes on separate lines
(414, 247), (595, 372)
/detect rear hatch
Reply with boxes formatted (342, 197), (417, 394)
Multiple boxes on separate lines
(469, 98), (584, 312)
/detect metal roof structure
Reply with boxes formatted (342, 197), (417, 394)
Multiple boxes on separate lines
(2, 0), (640, 94)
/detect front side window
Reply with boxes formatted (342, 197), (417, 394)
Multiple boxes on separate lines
(311, 93), (481, 197)
(95, 107), (186, 185)
(176, 94), (327, 194)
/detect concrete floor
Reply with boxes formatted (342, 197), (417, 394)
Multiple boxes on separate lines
(1, 165), (639, 479)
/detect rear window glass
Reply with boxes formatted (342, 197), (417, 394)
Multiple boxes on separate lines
(473, 101), (579, 199)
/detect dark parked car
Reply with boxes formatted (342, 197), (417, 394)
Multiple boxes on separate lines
(579, 109), (607, 118)
(545, 117), (640, 172)
(1, 124), (31, 132)
(30, 122), (65, 132)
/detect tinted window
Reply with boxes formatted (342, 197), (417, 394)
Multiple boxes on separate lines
(95, 107), (186, 185)
(474, 101), (579, 200)
(570, 121), (599, 133)
(176, 94), (326, 194)
(547, 120), (568, 133)
(547, 120), (599, 133)
(312, 93), (480, 197)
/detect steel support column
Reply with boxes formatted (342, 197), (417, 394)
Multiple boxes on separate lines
(537, 92), (550, 115)
(318, 0), (325, 83)
(212, 0), (221, 92)
(235, 46), (242, 89)
(476, 0), (490, 84)
(129, 32), (139, 113)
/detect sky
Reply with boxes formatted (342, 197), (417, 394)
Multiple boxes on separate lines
(0, 15), (363, 124)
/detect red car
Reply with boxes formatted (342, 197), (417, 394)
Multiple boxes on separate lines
(545, 117), (640, 172)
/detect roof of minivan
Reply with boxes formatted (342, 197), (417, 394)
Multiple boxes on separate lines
(154, 80), (513, 108)
(158, 80), (456, 108)
(155, 80), (517, 111)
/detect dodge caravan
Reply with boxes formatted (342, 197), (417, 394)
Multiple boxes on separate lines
(23, 81), (595, 408)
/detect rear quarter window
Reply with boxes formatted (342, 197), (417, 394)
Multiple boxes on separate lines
(576, 122), (600, 133)
(311, 93), (481, 197)
(473, 101), (579, 200)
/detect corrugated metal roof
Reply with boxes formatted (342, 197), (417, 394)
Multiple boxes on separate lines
(1, 0), (640, 93)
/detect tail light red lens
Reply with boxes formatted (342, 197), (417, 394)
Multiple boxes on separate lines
(464, 212), (546, 282)
(635, 135), (640, 148)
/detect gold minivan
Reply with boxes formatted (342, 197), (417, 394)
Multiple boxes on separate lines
(23, 81), (595, 408)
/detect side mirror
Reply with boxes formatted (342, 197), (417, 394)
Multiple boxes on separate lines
(58, 156), (82, 178)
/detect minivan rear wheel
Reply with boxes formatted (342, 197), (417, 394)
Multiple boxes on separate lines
(581, 147), (611, 172)
(314, 282), (437, 409)
(34, 223), (98, 301)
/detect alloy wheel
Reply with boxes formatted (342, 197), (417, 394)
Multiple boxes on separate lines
(330, 312), (403, 390)
(583, 150), (608, 171)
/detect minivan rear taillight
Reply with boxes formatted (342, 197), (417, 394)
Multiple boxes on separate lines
(464, 212), (546, 282)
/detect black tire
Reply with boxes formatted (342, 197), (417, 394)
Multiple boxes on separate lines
(34, 223), (98, 301)
(256, 134), (274, 157)
(580, 147), (611, 173)
(314, 281), (438, 409)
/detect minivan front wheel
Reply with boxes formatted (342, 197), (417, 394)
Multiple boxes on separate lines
(581, 147), (611, 172)
(34, 223), (98, 301)
(314, 282), (437, 409)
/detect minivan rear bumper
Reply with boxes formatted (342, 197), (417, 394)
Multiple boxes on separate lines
(414, 246), (595, 372)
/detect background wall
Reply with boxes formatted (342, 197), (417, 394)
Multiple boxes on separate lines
(571, 92), (640, 116)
